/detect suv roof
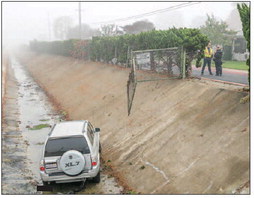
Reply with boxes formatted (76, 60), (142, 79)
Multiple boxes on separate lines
(50, 120), (88, 138)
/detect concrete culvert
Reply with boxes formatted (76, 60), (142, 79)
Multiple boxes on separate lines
(18, 52), (249, 194)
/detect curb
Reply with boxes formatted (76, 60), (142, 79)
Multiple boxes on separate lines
(200, 77), (248, 87)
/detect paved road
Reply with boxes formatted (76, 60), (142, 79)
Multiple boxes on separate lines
(191, 66), (248, 85)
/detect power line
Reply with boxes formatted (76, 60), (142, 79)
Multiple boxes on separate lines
(91, 2), (201, 25)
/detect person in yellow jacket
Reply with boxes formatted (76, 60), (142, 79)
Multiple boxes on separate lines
(201, 42), (213, 75)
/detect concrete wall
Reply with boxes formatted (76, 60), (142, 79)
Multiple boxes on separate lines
(18, 52), (250, 194)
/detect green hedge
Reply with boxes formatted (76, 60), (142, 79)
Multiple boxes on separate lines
(30, 28), (209, 70)
(30, 39), (90, 59)
(30, 39), (78, 57)
(90, 28), (209, 65)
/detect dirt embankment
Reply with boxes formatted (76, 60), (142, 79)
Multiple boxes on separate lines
(18, 52), (249, 194)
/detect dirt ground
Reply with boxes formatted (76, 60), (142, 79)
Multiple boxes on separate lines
(16, 52), (250, 194)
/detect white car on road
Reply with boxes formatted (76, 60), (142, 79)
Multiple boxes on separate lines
(40, 120), (101, 185)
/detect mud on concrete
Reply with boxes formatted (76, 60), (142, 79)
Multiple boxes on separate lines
(17, 52), (250, 194)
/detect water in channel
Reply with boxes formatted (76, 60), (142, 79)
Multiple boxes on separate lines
(2, 57), (123, 194)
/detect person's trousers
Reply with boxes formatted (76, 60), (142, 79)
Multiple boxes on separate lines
(215, 61), (222, 75)
(201, 58), (212, 74)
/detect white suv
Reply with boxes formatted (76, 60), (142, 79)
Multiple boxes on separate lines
(40, 120), (101, 185)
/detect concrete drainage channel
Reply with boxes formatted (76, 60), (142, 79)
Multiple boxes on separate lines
(2, 57), (124, 194)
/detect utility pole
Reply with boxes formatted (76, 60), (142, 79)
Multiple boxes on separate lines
(79, 2), (82, 39)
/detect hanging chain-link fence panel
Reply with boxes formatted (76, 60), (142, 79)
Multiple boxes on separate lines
(127, 47), (185, 115)
(131, 47), (185, 82)
(127, 67), (137, 116)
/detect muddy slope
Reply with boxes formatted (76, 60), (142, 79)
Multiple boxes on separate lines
(18, 52), (249, 194)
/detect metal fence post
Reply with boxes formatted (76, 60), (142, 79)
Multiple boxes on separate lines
(181, 46), (186, 79)
(126, 46), (130, 68)
(130, 50), (133, 69)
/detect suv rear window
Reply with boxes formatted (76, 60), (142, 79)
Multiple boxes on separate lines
(44, 135), (90, 157)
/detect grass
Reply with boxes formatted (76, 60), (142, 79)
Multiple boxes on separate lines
(193, 60), (248, 71)
(29, 124), (51, 130)
(213, 61), (248, 71)
(39, 119), (50, 122)
(126, 190), (138, 195)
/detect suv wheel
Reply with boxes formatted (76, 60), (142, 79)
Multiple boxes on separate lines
(99, 143), (102, 153)
(43, 181), (51, 186)
(91, 171), (100, 183)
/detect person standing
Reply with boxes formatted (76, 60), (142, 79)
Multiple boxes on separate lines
(201, 42), (213, 75)
(213, 45), (223, 76)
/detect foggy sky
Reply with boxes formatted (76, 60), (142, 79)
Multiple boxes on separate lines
(2, 1), (249, 47)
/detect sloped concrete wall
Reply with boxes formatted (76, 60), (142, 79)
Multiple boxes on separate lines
(19, 53), (249, 194)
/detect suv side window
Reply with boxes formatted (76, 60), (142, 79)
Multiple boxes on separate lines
(87, 123), (94, 145)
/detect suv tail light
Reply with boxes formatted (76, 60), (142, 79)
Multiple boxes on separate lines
(40, 160), (45, 171)
(40, 166), (45, 171)
(91, 156), (97, 167)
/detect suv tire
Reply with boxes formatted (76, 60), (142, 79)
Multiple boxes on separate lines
(43, 181), (51, 186)
(91, 171), (100, 183)
(99, 143), (102, 153)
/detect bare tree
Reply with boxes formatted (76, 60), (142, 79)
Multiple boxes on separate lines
(53, 16), (73, 40)
(122, 20), (155, 34)
(67, 24), (101, 39)
(100, 24), (124, 36)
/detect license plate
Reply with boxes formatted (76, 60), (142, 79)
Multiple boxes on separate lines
(45, 163), (57, 169)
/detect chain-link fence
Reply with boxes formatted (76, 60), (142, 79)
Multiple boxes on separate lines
(131, 47), (185, 82)
(127, 47), (186, 115)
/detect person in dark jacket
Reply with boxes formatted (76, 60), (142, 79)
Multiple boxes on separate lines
(213, 45), (223, 76)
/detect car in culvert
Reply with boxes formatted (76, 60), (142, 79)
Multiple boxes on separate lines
(39, 120), (101, 185)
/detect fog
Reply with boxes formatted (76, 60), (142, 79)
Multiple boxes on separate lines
(2, 1), (249, 48)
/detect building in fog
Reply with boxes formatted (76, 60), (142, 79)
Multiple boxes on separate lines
(231, 35), (249, 61)
(223, 34), (249, 62)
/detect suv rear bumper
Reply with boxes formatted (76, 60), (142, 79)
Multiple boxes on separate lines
(40, 164), (100, 183)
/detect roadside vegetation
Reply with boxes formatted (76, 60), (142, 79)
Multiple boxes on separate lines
(192, 60), (248, 71)
(28, 124), (51, 130)
(214, 61), (248, 71)
(30, 27), (209, 78)
(237, 3), (250, 82)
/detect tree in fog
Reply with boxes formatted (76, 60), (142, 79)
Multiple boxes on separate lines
(100, 24), (124, 36)
(237, 3), (250, 82)
(122, 20), (155, 34)
(226, 8), (243, 34)
(200, 14), (237, 46)
(53, 16), (73, 40)
(67, 24), (101, 39)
